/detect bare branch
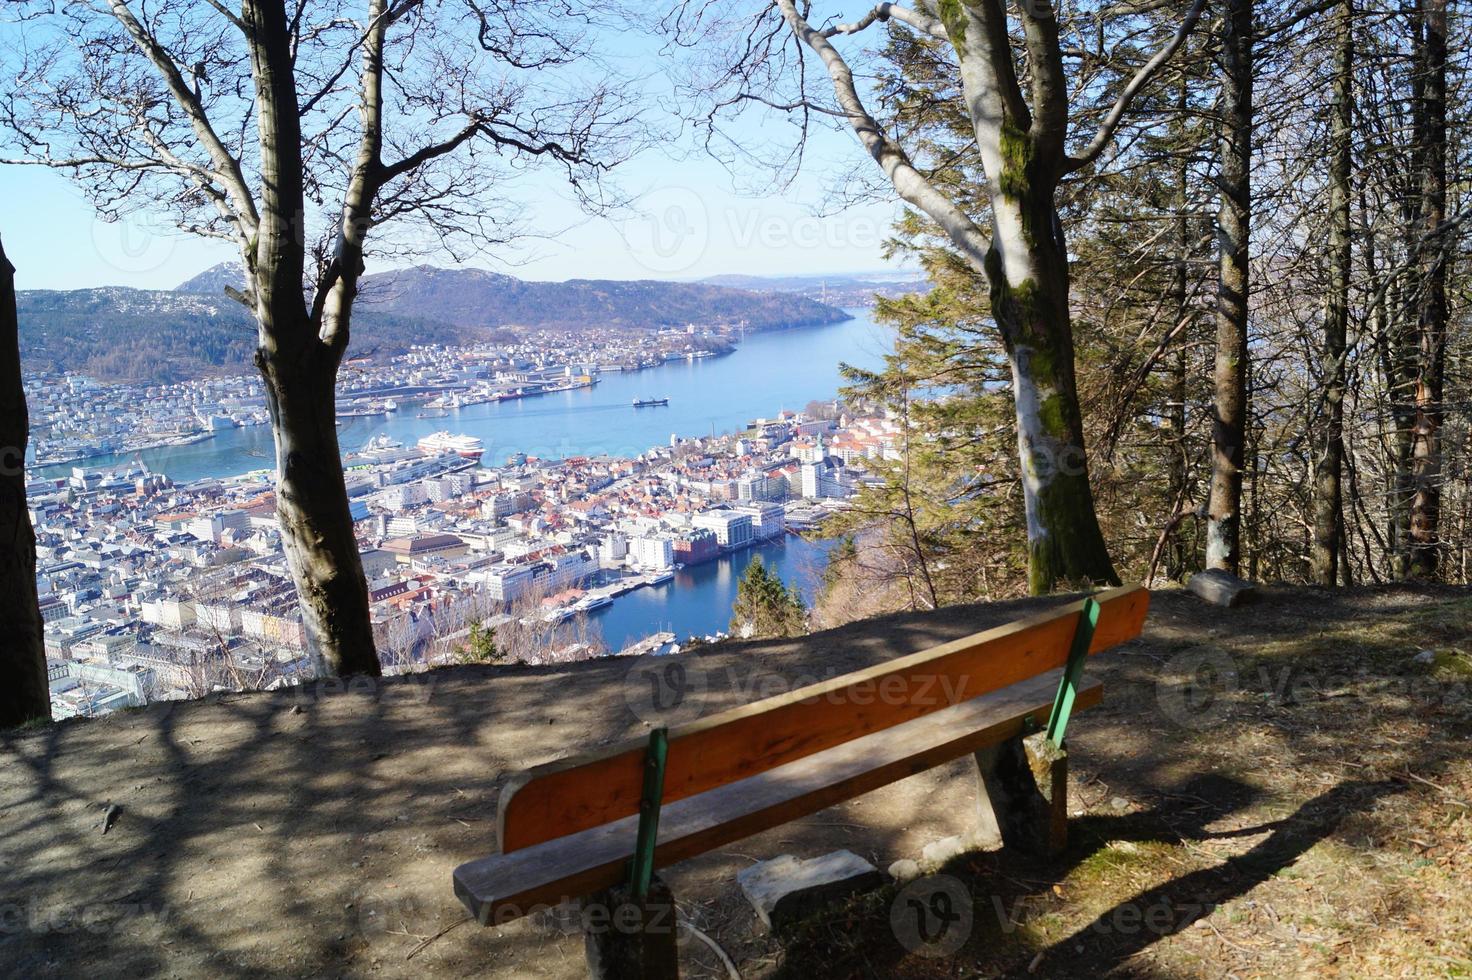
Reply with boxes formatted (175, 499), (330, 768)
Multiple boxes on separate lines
(105, 0), (259, 235)
(1064, 0), (1207, 171)
(773, 0), (992, 267)
(823, 3), (948, 40)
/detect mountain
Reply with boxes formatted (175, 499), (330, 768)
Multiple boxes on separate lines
(15, 286), (480, 384)
(171, 263), (851, 333)
(173, 263), (248, 295)
(354, 265), (850, 332)
(15, 265), (850, 383)
(700, 273), (930, 308)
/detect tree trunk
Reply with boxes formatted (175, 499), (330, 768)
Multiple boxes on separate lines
(988, 194), (1119, 594)
(1167, 75), (1193, 582)
(259, 349), (380, 677)
(0, 237), (50, 728)
(244, 0), (379, 676)
(1408, 0), (1447, 578)
(1311, 0), (1352, 586)
(1207, 0), (1252, 575)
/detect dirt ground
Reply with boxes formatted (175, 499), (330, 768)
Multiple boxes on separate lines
(2, 583), (1469, 979)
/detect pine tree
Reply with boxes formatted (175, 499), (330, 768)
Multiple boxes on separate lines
(729, 558), (807, 640)
(462, 622), (500, 664)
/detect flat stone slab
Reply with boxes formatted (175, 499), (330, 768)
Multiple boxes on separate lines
(737, 850), (886, 932)
(1187, 568), (1257, 607)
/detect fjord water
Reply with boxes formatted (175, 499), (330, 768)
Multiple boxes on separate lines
(55, 310), (891, 645)
(48, 309), (890, 482)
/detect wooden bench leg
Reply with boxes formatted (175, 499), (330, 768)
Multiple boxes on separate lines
(973, 734), (1068, 857)
(580, 873), (680, 980)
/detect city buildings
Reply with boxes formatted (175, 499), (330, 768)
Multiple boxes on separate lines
(27, 364), (894, 718)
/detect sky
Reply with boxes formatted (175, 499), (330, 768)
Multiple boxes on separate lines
(1, 2), (916, 292)
(1, 117), (907, 292)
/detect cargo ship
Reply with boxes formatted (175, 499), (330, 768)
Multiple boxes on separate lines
(632, 397), (669, 408)
(416, 431), (485, 461)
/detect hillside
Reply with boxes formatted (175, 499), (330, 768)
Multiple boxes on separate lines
(15, 286), (493, 384)
(702, 272), (931, 307)
(2, 584), (1468, 978)
(17, 265), (850, 383)
(356, 266), (852, 332)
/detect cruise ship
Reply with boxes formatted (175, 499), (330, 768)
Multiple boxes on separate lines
(416, 431), (485, 461)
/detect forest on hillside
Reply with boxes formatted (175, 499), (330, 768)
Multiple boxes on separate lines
(15, 268), (848, 383)
(783, 0), (1472, 611)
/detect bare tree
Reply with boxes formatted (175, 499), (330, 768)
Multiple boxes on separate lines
(1407, 0), (1448, 578)
(1310, 0), (1353, 585)
(1207, 0), (1253, 575)
(676, 0), (1203, 592)
(2, 1), (637, 676)
(0, 236), (50, 728)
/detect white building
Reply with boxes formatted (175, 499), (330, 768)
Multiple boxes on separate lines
(801, 461), (853, 500)
(379, 482), (428, 511)
(140, 596), (197, 630)
(693, 510), (754, 550)
(598, 533), (628, 563)
(735, 502), (785, 541)
(630, 536), (675, 571)
(482, 563), (536, 603)
(534, 550), (596, 592)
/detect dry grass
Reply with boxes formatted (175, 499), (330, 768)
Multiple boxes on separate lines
(758, 585), (1472, 979)
(2, 583), (1467, 979)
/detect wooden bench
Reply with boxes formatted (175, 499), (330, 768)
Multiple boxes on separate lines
(453, 585), (1150, 977)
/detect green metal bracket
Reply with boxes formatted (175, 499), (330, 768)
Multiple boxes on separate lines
(628, 727), (669, 903)
(1045, 596), (1099, 747)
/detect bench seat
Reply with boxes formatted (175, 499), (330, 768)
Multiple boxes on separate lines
(454, 666), (1101, 924)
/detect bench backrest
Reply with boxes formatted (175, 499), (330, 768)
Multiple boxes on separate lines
(497, 585), (1149, 853)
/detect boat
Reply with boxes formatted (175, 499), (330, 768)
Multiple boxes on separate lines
(416, 431), (485, 461)
(633, 397), (669, 408)
(646, 570), (674, 586)
(576, 595), (614, 612)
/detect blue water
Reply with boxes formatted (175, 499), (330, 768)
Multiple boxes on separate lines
(50, 310), (891, 643)
(44, 310), (892, 481)
(589, 536), (837, 650)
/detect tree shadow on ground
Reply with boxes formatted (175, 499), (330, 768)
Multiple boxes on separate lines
(770, 774), (1407, 980)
